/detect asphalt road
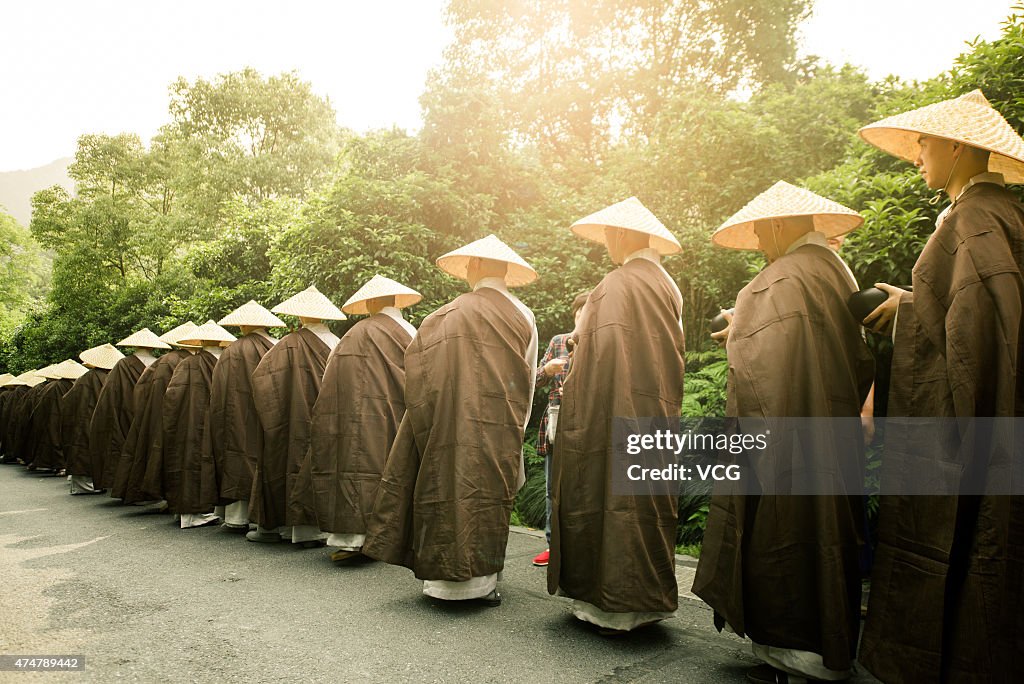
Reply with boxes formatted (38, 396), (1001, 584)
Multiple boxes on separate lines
(0, 465), (880, 683)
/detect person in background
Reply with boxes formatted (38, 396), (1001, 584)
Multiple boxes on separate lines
(531, 289), (590, 568)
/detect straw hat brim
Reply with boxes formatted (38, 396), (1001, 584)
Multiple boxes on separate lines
(858, 90), (1024, 184)
(176, 321), (237, 347)
(272, 287), (347, 321)
(160, 322), (200, 345)
(54, 360), (89, 380)
(218, 301), (286, 329)
(79, 344), (125, 371)
(571, 197), (682, 256)
(712, 181), (863, 251)
(342, 276), (423, 315)
(859, 126), (1024, 184)
(435, 235), (538, 288)
(117, 328), (172, 350)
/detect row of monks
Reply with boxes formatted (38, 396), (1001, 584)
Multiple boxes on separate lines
(2, 89), (1023, 683)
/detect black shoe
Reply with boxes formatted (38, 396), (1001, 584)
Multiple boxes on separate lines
(476, 590), (502, 607)
(746, 663), (821, 684)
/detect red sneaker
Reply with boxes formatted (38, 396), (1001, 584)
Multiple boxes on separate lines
(532, 549), (550, 567)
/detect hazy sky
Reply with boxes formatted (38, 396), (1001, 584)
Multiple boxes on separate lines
(0, 0), (1017, 171)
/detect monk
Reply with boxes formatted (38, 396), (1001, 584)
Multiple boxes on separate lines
(11, 368), (52, 467)
(547, 197), (685, 633)
(162, 321), (236, 528)
(693, 182), (874, 682)
(28, 361), (85, 473)
(116, 322), (198, 504)
(198, 301), (282, 532)
(88, 328), (167, 491)
(300, 274), (420, 561)
(0, 374), (16, 460)
(0, 372), (36, 464)
(364, 235), (538, 606)
(858, 90), (1024, 683)
(248, 286), (343, 547)
(64, 344), (123, 494)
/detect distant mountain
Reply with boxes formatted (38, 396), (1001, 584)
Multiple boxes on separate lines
(0, 158), (75, 227)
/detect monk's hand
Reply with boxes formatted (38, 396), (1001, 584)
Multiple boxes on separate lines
(543, 358), (567, 377)
(710, 309), (734, 347)
(863, 283), (906, 335)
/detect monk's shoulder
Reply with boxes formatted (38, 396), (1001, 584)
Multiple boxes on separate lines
(926, 188), (1024, 282)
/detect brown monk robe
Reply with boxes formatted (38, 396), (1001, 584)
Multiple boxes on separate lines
(112, 349), (192, 503)
(197, 330), (275, 527)
(0, 385), (16, 460)
(545, 198), (685, 630)
(12, 379), (51, 466)
(300, 298), (415, 556)
(363, 255), (536, 603)
(0, 383), (30, 462)
(27, 373), (74, 471)
(62, 367), (109, 490)
(548, 255), (685, 629)
(693, 231), (874, 679)
(89, 353), (152, 490)
(162, 347), (222, 527)
(248, 326), (332, 537)
(859, 182), (1024, 683)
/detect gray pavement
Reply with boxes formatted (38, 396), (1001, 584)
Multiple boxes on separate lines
(0, 465), (879, 683)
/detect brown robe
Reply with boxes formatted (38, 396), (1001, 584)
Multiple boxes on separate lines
(547, 257), (685, 614)
(12, 382), (50, 465)
(692, 243), (874, 672)
(249, 327), (330, 530)
(0, 385), (29, 461)
(300, 313), (412, 535)
(61, 368), (109, 477)
(198, 332), (275, 508)
(860, 182), (1024, 683)
(161, 349), (218, 514)
(28, 378), (74, 470)
(363, 287), (532, 581)
(88, 355), (146, 489)
(117, 349), (191, 502)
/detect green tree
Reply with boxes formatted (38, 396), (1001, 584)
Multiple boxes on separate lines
(162, 67), (342, 229)
(0, 208), (49, 344)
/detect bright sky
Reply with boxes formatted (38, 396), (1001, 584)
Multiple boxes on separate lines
(0, 0), (1017, 172)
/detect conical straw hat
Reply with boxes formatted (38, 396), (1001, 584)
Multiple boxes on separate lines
(117, 328), (172, 350)
(79, 343), (125, 370)
(176, 320), (237, 347)
(342, 275), (423, 315)
(54, 359), (89, 380)
(16, 370), (45, 387)
(218, 300), (285, 329)
(436, 234), (537, 287)
(859, 90), (1024, 184)
(272, 286), (346, 321)
(712, 181), (863, 250)
(36, 364), (62, 380)
(571, 197), (682, 256)
(0, 373), (14, 387)
(6, 372), (28, 387)
(159, 321), (199, 345)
